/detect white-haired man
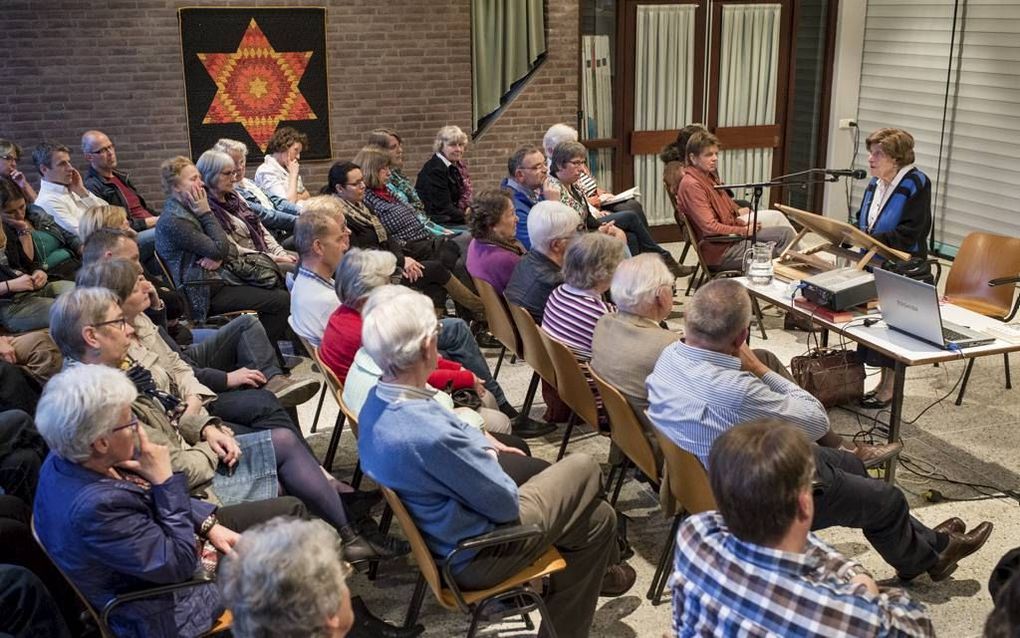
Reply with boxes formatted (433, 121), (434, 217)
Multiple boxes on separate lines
(648, 279), (993, 582)
(358, 286), (634, 638)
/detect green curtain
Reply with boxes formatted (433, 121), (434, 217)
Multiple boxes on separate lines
(472, 0), (547, 129)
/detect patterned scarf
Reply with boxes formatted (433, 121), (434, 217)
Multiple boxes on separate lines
(337, 197), (388, 243)
(454, 161), (473, 212)
(209, 191), (269, 252)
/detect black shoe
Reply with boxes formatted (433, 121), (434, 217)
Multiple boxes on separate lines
(497, 401), (520, 420)
(475, 331), (503, 349)
(340, 525), (402, 564)
(349, 596), (424, 638)
(859, 392), (892, 409)
(511, 416), (557, 439)
(341, 489), (383, 521)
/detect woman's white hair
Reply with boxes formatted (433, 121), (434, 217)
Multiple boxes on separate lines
(611, 253), (674, 314)
(35, 365), (138, 463)
(333, 248), (398, 307)
(562, 232), (626, 291)
(49, 287), (120, 360)
(195, 149), (235, 190)
(361, 285), (437, 377)
(528, 201), (579, 254)
(219, 518), (349, 638)
(543, 123), (579, 157)
(212, 138), (249, 157)
(433, 125), (468, 153)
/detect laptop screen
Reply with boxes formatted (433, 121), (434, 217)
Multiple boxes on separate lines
(872, 268), (945, 346)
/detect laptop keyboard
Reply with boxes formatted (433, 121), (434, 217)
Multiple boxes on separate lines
(942, 327), (971, 342)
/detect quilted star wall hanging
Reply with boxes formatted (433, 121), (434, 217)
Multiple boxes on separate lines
(179, 8), (332, 161)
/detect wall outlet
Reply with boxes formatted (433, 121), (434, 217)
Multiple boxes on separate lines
(839, 118), (858, 130)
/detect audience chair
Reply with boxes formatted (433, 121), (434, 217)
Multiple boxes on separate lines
(296, 334), (329, 434)
(506, 301), (560, 420)
(590, 369), (661, 506)
(153, 251), (257, 327)
(677, 208), (767, 339)
(536, 328), (602, 462)
(308, 346), (350, 475)
(646, 427), (716, 605)
(31, 518), (232, 637)
(474, 279), (546, 432)
(378, 485), (566, 638)
(943, 232), (1020, 404)
(664, 181), (693, 266)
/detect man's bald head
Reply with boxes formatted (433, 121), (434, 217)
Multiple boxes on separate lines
(684, 279), (752, 350)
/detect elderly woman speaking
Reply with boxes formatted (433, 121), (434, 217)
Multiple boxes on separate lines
(32, 364), (306, 638)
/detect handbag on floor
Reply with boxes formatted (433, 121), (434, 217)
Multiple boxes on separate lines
(790, 347), (865, 408)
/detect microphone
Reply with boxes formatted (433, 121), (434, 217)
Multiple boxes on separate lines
(824, 168), (867, 179)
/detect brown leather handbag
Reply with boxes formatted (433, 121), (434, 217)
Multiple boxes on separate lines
(790, 348), (865, 408)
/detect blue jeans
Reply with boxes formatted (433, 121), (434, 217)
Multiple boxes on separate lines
(438, 317), (508, 406)
(184, 313), (283, 379)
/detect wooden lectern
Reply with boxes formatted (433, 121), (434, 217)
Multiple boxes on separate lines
(772, 204), (910, 281)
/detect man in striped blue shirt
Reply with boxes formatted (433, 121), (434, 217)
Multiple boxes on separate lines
(647, 279), (992, 581)
(672, 420), (934, 637)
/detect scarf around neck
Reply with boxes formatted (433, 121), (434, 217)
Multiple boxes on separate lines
(209, 191), (268, 252)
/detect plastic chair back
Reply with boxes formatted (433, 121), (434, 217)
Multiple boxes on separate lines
(507, 303), (557, 386)
(944, 232), (1020, 320)
(652, 428), (716, 515)
(591, 369), (660, 483)
(537, 328), (600, 429)
(473, 277), (523, 358)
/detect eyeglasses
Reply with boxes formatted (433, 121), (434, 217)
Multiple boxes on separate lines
(0, 155), (16, 162)
(522, 164), (547, 172)
(88, 144), (115, 155)
(345, 179), (365, 187)
(91, 316), (129, 331)
(567, 159), (588, 167)
(220, 169), (240, 177)
(111, 415), (139, 434)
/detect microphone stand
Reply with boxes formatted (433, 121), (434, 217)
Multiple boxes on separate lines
(713, 170), (837, 245)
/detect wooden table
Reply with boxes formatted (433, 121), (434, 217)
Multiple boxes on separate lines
(739, 277), (1020, 482)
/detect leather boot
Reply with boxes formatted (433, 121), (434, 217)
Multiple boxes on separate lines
(443, 277), (485, 318)
(348, 596), (425, 638)
(339, 524), (399, 564)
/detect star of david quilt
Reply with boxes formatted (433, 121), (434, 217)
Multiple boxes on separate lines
(179, 8), (331, 161)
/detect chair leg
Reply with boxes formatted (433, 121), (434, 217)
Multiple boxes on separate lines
(309, 384), (327, 434)
(556, 414), (577, 461)
(404, 573), (428, 629)
(685, 265), (700, 296)
(351, 460), (363, 490)
(322, 411), (347, 471)
(752, 297), (767, 340)
(610, 459), (630, 507)
(522, 613), (534, 630)
(955, 358), (976, 406)
(1005, 353), (1012, 389)
(647, 514), (681, 603)
(493, 345), (507, 380)
(526, 590), (558, 638)
(367, 503), (394, 582)
(679, 239), (691, 265)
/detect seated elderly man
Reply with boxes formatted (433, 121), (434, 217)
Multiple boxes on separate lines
(647, 279), (993, 581)
(672, 419), (935, 637)
(500, 144), (548, 250)
(357, 286), (634, 638)
(32, 364), (307, 638)
(503, 200), (576, 322)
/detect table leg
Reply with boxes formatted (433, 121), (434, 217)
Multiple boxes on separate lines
(884, 362), (907, 483)
(820, 329), (829, 348)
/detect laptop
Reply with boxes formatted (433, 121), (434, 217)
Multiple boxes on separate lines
(873, 268), (995, 349)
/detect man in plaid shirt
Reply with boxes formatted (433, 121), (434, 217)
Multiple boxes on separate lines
(672, 420), (935, 637)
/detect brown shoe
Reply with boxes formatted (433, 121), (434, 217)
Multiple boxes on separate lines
(264, 375), (321, 408)
(599, 562), (636, 597)
(853, 441), (903, 469)
(928, 521), (993, 581)
(933, 517), (966, 536)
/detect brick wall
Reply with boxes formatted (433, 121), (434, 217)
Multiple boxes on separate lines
(0, 0), (577, 209)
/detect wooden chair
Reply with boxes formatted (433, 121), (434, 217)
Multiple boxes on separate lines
(590, 369), (661, 506)
(646, 427), (716, 605)
(536, 328), (603, 461)
(506, 301), (559, 412)
(474, 279), (545, 429)
(296, 334), (329, 434)
(677, 207), (768, 339)
(379, 485), (566, 637)
(31, 518), (231, 637)
(943, 232), (1020, 404)
(308, 345), (349, 474)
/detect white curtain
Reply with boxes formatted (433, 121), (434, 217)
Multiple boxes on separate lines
(581, 34), (615, 188)
(717, 4), (781, 203)
(632, 4), (697, 226)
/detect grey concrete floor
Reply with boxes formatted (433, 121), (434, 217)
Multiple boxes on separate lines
(291, 245), (1019, 637)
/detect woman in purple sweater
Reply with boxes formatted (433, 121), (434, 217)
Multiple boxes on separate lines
(465, 189), (525, 294)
